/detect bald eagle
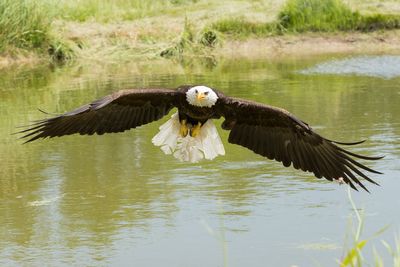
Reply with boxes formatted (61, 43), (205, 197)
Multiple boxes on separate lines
(19, 85), (382, 191)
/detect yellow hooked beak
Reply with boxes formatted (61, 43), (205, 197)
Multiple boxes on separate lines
(197, 92), (205, 101)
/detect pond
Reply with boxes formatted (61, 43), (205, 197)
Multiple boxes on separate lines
(0, 55), (399, 266)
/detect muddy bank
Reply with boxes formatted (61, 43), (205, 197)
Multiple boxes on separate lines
(1, 29), (400, 69)
(218, 30), (400, 59)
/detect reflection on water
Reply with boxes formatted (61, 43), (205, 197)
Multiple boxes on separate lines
(0, 56), (399, 266)
(299, 55), (400, 79)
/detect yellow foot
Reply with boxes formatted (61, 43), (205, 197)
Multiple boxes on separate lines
(190, 122), (202, 137)
(180, 120), (189, 137)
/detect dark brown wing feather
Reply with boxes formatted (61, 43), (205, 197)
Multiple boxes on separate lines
(216, 96), (382, 192)
(18, 88), (179, 142)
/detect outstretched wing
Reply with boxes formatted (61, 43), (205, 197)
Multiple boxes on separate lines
(216, 96), (382, 192)
(19, 88), (180, 142)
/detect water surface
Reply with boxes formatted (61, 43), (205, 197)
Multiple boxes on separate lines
(299, 55), (400, 79)
(0, 55), (399, 266)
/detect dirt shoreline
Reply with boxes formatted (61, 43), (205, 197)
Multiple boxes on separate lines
(1, 30), (400, 69)
(217, 30), (400, 59)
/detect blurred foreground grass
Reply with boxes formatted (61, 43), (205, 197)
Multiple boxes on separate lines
(340, 188), (400, 267)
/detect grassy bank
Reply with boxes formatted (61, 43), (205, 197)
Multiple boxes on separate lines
(1, 0), (400, 67)
(163, 0), (400, 58)
(212, 0), (400, 37)
(0, 0), (74, 64)
(0, 0), (49, 52)
(278, 0), (400, 32)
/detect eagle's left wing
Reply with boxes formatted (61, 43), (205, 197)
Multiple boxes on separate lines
(216, 96), (382, 192)
(18, 88), (180, 142)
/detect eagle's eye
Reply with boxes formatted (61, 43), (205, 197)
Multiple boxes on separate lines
(204, 91), (209, 95)
(195, 89), (198, 93)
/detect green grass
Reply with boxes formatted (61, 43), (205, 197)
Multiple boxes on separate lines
(357, 13), (400, 31)
(2, 0), (400, 64)
(0, 0), (50, 52)
(0, 0), (74, 61)
(211, 0), (400, 38)
(340, 188), (400, 267)
(50, 0), (198, 22)
(278, 0), (360, 32)
(278, 0), (400, 32)
(211, 18), (278, 38)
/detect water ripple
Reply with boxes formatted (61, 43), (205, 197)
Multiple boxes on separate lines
(299, 55), (400, 79)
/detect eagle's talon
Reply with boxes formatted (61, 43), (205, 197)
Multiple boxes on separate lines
(190, 122), (202, 137)
(180, 120), (189, 137)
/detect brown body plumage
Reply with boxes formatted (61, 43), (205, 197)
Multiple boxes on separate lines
(18, 85), (382, 192)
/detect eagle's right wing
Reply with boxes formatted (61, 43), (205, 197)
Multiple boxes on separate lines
(18, 88), (180, 142)
(216, 96), (382, 192)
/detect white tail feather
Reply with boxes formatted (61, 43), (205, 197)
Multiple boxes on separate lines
(199, 119), (225, 160)
(151, 113), (180, 154)
(151, 112), (225, 163)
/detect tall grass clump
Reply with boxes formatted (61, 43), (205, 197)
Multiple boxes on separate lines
(160, 18), (219, 59)
(278, 0), (360, 32)
(160, 18), (195, 58)
(0, 0), (74, 61)
(0, 0), (51, 52)
(210, 0), (400, 38)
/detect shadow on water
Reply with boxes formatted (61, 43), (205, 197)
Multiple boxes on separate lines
(0, 55), (399, 266)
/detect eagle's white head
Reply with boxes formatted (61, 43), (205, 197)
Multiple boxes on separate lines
(186, 85), (218, 107)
